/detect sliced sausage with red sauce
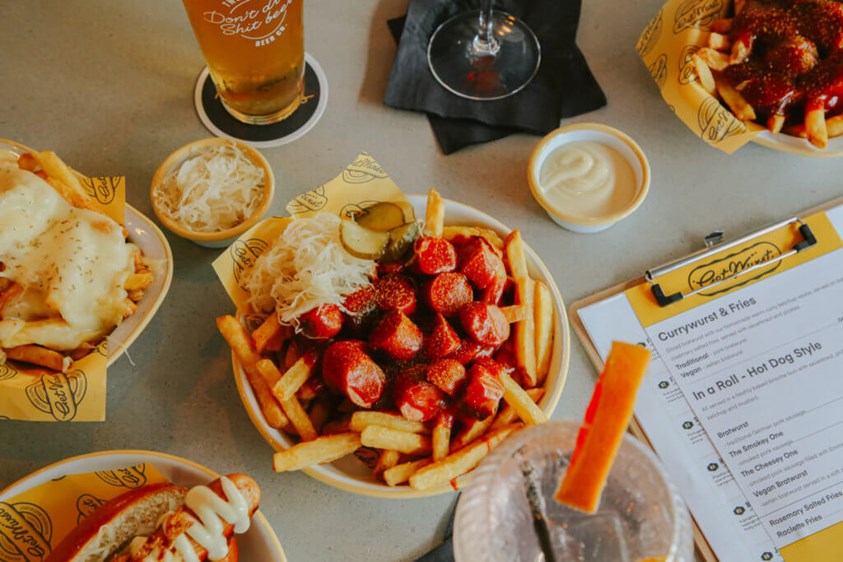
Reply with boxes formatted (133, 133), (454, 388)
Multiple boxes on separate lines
(414, 237), (457, 275)
(369, 312), (423, 361)
(374, 274), (417, 316)
(463, 358), (505, 419)
(393, 366), (445, 422)
(424, 272), (472, 316)
(425, 314), (461, 359)
(299, 304), (344, 339)
(322, 340), (386, 408)
(459, 302), (510, 347)
(459, 237), (505, 289)
(426, 358), (467, 396)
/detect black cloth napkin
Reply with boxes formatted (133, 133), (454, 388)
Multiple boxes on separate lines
(385, 0), (607, 153)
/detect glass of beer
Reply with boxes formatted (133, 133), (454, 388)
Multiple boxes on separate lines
(182, 0), (305, 125)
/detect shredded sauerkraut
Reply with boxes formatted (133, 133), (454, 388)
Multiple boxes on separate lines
(243, 213), (376, 326)
(154, 143), (265, 232)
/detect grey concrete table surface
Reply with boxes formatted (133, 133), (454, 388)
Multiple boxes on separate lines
(1, 1), (840, 561)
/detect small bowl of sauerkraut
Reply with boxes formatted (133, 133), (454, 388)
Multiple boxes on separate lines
(150, 138), (275, 248)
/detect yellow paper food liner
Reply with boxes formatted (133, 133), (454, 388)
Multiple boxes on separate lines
(0, 462), (168, 560)
(637, 0), (767, 153)
(213, 152), (414, 312)
(0, 147), (128, 422)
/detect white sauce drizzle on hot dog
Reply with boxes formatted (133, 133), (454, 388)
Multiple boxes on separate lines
(137, 477), (250, 562)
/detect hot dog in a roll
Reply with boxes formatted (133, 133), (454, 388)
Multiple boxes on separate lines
(45, 473), (260, 562)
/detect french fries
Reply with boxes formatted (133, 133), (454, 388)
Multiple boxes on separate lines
(692, 7), (843, 149)
(273, 432), (362, 472)
(408, 423), (522, 490)
(221, 188), (559, 489)
(5, 345), (71, 373)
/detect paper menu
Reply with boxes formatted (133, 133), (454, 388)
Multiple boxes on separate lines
(576, 206), (843, 562)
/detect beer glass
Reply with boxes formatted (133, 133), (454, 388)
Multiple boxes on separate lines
(182, 0), (305, 125)
(454, 421), (694, 561)
(427, 0), (540, 100)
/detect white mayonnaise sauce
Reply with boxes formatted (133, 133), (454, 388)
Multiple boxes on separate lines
(538, 141), (636, 218)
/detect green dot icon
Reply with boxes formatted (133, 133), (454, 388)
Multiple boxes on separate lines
(734, 506), (745, 515)
(658, 381), (669, 389)
(683, 421), (694, 430)
(707, 462), (719, 472)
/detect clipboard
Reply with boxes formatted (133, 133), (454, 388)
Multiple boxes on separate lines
(569, 195), (843, 562)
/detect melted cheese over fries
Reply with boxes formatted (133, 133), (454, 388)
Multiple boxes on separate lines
(0, 162), (137, 350)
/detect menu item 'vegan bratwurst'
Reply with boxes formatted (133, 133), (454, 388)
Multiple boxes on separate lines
(0, 150), (151, 372)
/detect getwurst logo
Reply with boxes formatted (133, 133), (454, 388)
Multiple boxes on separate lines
(95, 464), (148, 490)
(637, 10), (663, 56)
(288, 185), (328, 215)
(342, 154), (388, 184)
(673, 0), (722, 33)
(688, 241), (782, 296)
(679, 45), (701, 85)
(0, 364), (17, 382)
(25, 371), (87, 422)
(0, 501), (53, 561)
(80, 176), (121, 205)
(75, 494), (106, 525)
(231, 237), (269, 289)
(698, 98), (745, 142)
(339, 200), (383, 221)
(649, 53), (669, 89)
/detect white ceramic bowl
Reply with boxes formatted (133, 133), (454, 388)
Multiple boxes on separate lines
(528, 123), (651, 233)
(231, 194), (572, 498)
(0, 140), (173, 367)
(150, 138), (275, 248)
(753, 129), (843, 158)
(0, 450), (287, 561)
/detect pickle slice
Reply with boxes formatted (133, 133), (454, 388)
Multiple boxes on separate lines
(340, 219), (389, 259)
(382, 220), (421, 262)
(356, 202), (406, 232)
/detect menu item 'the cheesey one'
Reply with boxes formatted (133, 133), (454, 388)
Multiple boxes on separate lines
(694, 0), (843, 148)
(218, 190), (555, 490)
(0, 150), (151, 372)
(45, 473), (260, 562)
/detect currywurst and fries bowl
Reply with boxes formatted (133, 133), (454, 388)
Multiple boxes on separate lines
(639, 0), (843, 156)
(214, 157), (570, 498)
(0, 140), (172, 421)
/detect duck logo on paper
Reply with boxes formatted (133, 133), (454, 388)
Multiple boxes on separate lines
(80, 176), (121, 206)
(342, 154), (389, 184)
(24, 370), (87, 422)
(231, 238), (269, 289)
(0, 501), (53, 561)
(75, 494), (106, 525)
(95, 464), (148, 490)
(687, 241), (782, 296)
(698, 98), (745, 143)
(204, 0), (295, 47)
(0, 364), (17, 382)
(288, 185), (328, 214)
(673, 0), (722, 33)
(636, 9), (663, 57)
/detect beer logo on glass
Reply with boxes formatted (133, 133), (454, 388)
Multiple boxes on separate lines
(205, 0), (296, 47)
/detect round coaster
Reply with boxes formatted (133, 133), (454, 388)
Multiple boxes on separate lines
(193, 52), (328, 148)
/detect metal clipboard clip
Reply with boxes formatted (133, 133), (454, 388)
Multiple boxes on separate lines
(645, 217), (818, 307)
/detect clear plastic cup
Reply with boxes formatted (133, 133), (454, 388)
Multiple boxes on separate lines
(453, 421), (694, 562)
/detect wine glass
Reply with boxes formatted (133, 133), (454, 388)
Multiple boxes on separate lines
(427, 0), (541, 100)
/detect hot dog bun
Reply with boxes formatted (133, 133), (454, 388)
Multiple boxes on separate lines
(46, 474), (261, 562)
(45, 483), (186, 562)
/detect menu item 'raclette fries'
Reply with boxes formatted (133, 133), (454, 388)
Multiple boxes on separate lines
(0, 150), (149, 372)
(219, 189), (556, 490)
(693, 0), (843, 148)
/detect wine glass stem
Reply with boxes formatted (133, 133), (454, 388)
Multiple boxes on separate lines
(472, 0), (500, 55)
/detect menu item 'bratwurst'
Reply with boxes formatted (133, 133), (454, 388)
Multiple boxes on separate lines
(45, 474), (260, 562)
(0, 151), (151, 371)
(694, 0), (843, 148)
(218, 189), (556, 490)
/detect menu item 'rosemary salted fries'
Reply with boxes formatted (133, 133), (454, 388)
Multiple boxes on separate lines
(693, 0), (843, 148)
(0, 150), (149, 372)
(218, 189), (555, 490)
